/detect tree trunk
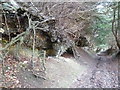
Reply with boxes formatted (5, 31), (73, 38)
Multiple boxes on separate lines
(112, 2), (120, 50)
(117, 2), (120, 49)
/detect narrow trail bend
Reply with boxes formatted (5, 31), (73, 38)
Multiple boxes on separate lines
(1, 47), (118, 88)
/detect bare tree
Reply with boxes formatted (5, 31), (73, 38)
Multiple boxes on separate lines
(112, 2), (120, 50)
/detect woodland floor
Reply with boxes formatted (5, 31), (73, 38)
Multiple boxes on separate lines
(0, 47), (119, 88)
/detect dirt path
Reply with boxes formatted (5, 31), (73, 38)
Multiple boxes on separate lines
(71, 56), (118, 88)
(17, 49), (118, 88)
(42, 57), (87, 88)
(1, 47), (118, 88)
(17, 57), (87, 88)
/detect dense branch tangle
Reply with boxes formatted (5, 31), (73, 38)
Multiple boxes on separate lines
(0, 2), (58, 71)
(0, 1), (91, 61)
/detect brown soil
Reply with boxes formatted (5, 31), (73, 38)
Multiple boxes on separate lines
(71, 56), (118, 88)
(0, 47), (119, 88)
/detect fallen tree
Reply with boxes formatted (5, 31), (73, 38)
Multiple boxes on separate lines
(0, 1), (93, 58)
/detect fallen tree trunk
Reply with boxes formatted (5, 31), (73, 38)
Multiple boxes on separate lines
(1, 1), (91, 58)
